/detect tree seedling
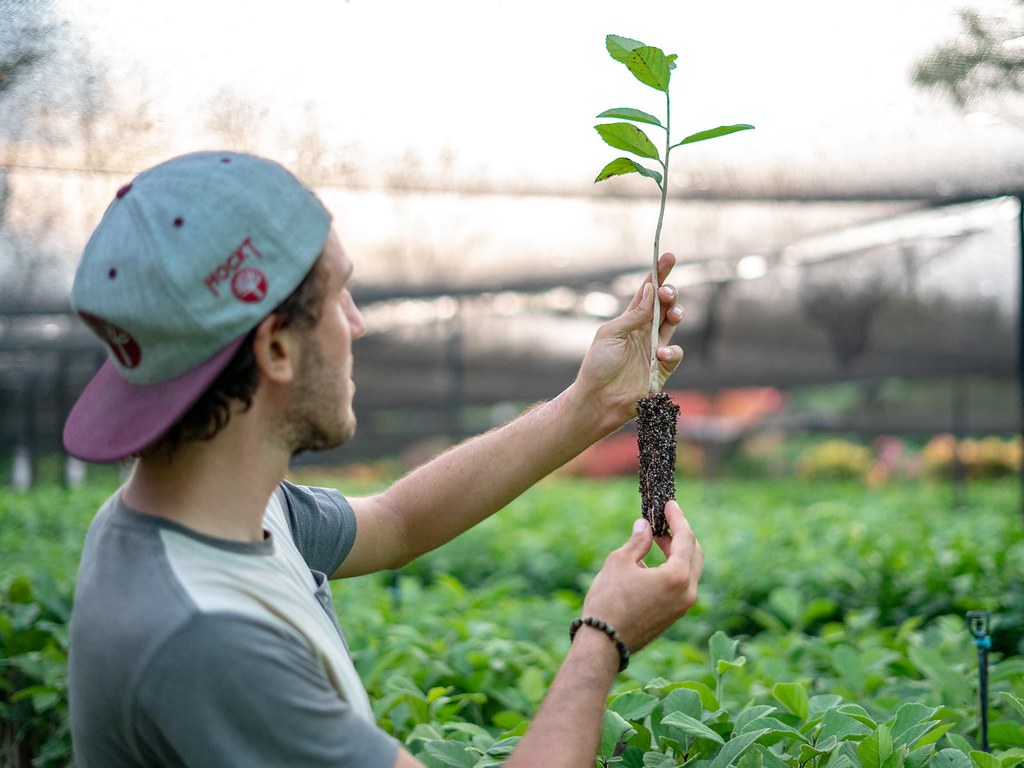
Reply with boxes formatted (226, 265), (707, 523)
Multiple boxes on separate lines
(594, 34), (753, 536)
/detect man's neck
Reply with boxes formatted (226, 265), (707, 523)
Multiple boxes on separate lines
(122, 427), (290, 543)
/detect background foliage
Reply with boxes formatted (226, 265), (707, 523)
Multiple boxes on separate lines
(1, 470), (1022, 766)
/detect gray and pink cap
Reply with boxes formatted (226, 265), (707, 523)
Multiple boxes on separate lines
(63, 151), (332, 462)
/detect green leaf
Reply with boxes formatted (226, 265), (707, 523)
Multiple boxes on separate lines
(734, 705), (777, 734)
(837, 703), (878, 728)
(968, 751), (1002, 768)
(596, 107), (663, 127)
(944, 734), (973, 752)
(680, 681), (719, 711)
(595, 123), (660, 160)
(642, 752), (676, 768)
(930, 749), (972, 768)
(675, 123), (756, 146)
(832, 644), (867, 693)
(772, 681), (810, 720)
(709, 729), (771, 768)
(607, 34), (645, 63)
(601, 710), (638, 757)
(857, 725), (895, 768)
(889, 703), (939, 749)
(661, 710), (726, 745)
(990, 660), (1024, 683)
(422, 740), (478, 768)
(709, 631), (740, 666)
(517, 665), (545, 704)
(818, 708), (873, 742)
(810, 694), (845, 716)
(666, 53), (678, 70)
(740, 716), (809, 744)
(485, 737), (520, 757)
(989, 719), (1024, 747)
(752, 744), (795, 768)
(662, 687), (703, 720)
(594, 157), (662, 186)
(717, 656), (747, 676)
(800, 736), (838, 763)
(892, 722), (938, 751)
(768, 586), (803, 627)
(1001, 691), (1024, 719)
(611, 691), (660, 722)
(407, 723), (445, 744)
(626, 46), (672, 92)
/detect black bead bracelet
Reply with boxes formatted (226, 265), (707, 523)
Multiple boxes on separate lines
(569, 616), (631, 672)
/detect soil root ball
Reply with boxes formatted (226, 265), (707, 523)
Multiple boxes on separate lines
(636, 392), (679, 538)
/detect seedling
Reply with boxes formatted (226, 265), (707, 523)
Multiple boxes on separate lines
(594, 34), (753, 535)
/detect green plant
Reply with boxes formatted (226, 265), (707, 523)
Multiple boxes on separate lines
(0, 573), (73, 768)
(4, 477), (1022, 765)
(593, 34), (753, 394)
(593, 34), (753, 534)
(403, 627), (1024, 766)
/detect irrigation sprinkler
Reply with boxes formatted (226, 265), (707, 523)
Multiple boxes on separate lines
(966, 610), (992, 752)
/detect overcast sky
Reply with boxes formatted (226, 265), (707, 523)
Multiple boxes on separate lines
(52, 0), (1016, 186)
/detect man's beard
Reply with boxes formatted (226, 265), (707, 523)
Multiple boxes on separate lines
(284, 337), (355, 456)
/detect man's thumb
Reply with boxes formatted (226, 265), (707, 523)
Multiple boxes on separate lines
(624, 517), (653, 560)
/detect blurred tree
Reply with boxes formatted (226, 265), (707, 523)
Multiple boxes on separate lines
(0, 0), (57, 107)
(912, 0), (1024, 116)
(0, 1), (161, 303)
(0, 0), (61, 302)
(0, 0), (58, 219)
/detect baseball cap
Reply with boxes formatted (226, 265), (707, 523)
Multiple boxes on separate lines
(63, 151), (332, 463)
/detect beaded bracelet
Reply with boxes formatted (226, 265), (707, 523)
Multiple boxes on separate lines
(569, 616), (631, 672)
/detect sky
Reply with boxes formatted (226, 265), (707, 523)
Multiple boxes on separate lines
(52, 0), (1012, 186)
(4, 0), (1020, 303)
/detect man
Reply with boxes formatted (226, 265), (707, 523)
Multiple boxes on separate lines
(63, 151), (704, 767)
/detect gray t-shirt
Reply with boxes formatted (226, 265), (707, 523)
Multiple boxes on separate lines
(69, 481), (399, 767)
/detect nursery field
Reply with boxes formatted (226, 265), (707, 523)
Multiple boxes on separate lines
(2, 474), (1023, 766)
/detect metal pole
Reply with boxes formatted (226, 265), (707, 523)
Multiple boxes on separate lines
(966, 610), (992, 753)
(1018, 196), (1024, 524)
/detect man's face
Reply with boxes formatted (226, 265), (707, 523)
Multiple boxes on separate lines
(284, 228), (365, 454)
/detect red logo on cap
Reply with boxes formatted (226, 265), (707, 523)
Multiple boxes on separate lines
(204, 238), (265, 298)
(79, 312), (143, 369)
(232, 267), (268, 303)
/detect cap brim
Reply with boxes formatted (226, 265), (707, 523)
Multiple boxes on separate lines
(63, 334), (248, 463)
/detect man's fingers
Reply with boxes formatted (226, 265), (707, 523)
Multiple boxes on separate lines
(657, 252), (676, 286)
(627, 253), (677, 311)
(662, 501), (697, 560)
(626, 275), (653, 312)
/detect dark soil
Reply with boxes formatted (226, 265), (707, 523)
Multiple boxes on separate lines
(636, 392), (679, 537)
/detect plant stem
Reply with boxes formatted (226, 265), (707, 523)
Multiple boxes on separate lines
(647, 88), (672, 396)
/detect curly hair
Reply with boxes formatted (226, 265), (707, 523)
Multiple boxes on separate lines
(140, 256), (327, 459)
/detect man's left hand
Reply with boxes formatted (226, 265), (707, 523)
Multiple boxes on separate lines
(570, 252), (684, 433)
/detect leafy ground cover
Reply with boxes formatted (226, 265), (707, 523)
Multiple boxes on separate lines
(1, 475), (1022, 765)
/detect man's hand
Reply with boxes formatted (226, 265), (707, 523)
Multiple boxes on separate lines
(580, 500), (703, 653)
(571, 252), (685, 433)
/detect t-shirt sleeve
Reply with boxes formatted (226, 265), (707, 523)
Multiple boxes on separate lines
(277, 480), (357, 576)
(135, 614), (399, 767)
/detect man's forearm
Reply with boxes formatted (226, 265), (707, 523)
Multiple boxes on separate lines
(377, 385), (615, 564)
(503, 626), (620, 768)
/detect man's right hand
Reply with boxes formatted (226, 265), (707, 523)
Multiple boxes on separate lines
(580, 501), (704, 654)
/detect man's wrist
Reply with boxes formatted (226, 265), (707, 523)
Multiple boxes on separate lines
(570, 617), (631, 672)
(558, 383), (627, 442)
(566, 621), (623, 675)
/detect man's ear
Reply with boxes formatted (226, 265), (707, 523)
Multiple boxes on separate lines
(251, 314), (298, 384)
